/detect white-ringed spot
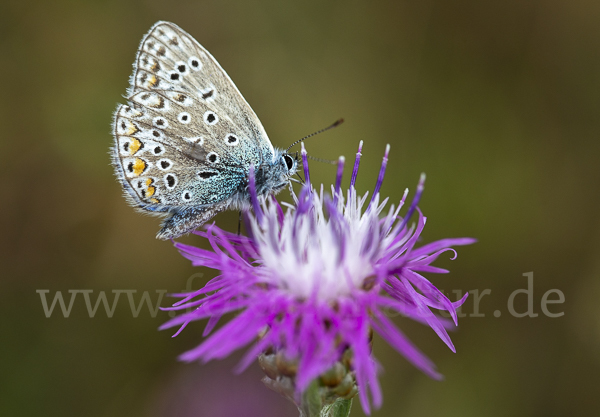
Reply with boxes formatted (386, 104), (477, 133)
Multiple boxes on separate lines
(224, 134), (239, 146)
(178, 112), (191, 124)
(203, 111), (218, 125)
(188, 56), (202, 71)
(181, 190), (193, 202)
(206, 152), (219, 164)
(164, 173), (177, 189)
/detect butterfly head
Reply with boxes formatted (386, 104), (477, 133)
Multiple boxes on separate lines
(260, 149), (298, 195)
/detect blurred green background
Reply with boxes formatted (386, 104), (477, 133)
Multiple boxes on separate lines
(1, 0), (599, 416)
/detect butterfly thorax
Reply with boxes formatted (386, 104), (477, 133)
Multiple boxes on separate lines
(228, 148), (298, 211)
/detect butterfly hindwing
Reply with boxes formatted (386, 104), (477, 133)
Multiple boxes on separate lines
(113, 103), (247, 210)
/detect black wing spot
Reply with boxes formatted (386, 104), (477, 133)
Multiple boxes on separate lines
(152, 130), (160, 137)
(127, 162), (133, 173)
(227, 135), (237, 144)
(202, 90), (214, 99)
(154, 146), (161, 154)
(191, 59), (199, 68)
(208, 153), (218, 163)
(198, 171), (218, 179)
(170, 73), (179, 80)
(207, 113), (215, 123)
(123, 142), (129, 152)
(160, 160), (170, 169)
(177, 64), (186, 72)
(166, 175), (175, 187)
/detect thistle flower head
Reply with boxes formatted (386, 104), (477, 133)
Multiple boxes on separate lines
(162, 142), (475, 414)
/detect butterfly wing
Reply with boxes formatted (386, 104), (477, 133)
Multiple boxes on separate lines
(112, 21), (275, 238)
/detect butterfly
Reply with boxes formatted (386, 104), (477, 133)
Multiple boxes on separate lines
(112, 21), (298, 239)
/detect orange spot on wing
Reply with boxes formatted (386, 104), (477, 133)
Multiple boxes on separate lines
(132, 158), (146, 176)
(150, 198), (159, 204)
(129, 138), (142, 155)
(146, 186), (156, 197)
(126, 122), (139, 135)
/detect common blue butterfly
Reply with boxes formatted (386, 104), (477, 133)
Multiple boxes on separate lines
(112, 21), (298, 239)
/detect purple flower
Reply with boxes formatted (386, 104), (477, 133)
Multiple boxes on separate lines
(161, 142), (475, 414)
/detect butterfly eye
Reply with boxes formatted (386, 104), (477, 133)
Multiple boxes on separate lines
(283, 154), (295, 171)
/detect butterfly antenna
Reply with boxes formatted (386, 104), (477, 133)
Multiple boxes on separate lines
(286, 118), (344, 152)
(306, 155), (338, 165)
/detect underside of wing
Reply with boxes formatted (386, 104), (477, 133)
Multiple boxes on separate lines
(129, 21), (275, 165)
(112, 104), (246, 212)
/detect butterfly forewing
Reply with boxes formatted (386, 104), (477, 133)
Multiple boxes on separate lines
(133, 22), (273, 164)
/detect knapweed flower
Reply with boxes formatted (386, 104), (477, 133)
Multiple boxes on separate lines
(162, 142), (475, 415)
